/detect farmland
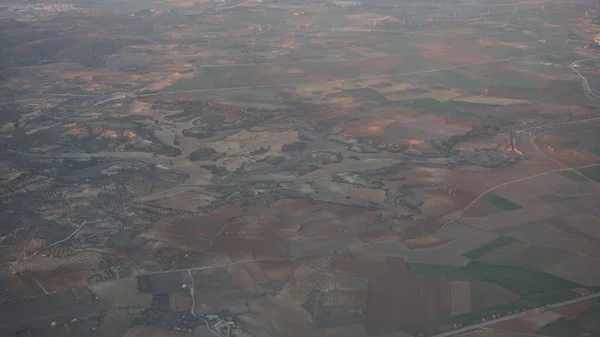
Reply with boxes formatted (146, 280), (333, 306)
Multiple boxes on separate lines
(463, 237), (518, 259)
(1, 0), (600, 337)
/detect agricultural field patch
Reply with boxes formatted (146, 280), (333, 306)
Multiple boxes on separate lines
(545, 255), (600, 286)
(393, 98), (496, 117)
(482, 244), (574, 271)
(482, 193), (523, 211)
(462, 236), (518, 259)
(559, 170), (590, 182)
(407, 261), (581, 296)
(371, 32), (439, 55)
(470, 282), (521, 311)
(340, 87), (394, 105)
(577, 165), (600, 183)
(427, 69), (487, 93)
(538, 303), (600, 337)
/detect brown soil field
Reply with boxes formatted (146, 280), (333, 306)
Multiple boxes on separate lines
(271, 198), (366, 217)
(199, 204), (244, 222)
(522, 311), (562, 329)
(487, 317), (538, 334)
(405, 235), (449, 249)
(238, 296), (316, 337)
(548, 218), (597, 243)
(147, 188), (216, 212)
(334, 258), (453, 335)
(359, 228), (401, 244)
(565, 214), (600, 240)
(553, 299), (598, 319)
(210, 234), (288, 261)
(168, 292), (192, 312)
(463, 205), (554, 231)
(368, 259), (453, 335)
(223, 213), (299, 237)
(258, 260), (300, 281)
(341, 118), (397, 138)
(471, 282), (520, 311)
(450, 189), (502, 218)
(300, 219), (348, 237)
(423, 50), (496, 64)
(345, 55), (409, 71)
(451, 281), (472, 315)
(90, 277), (152, 309)
(401, 217), (448, 239)
(568, 241), (600, 259)
(421, 191), (460, 217)
(11, 251), (108, 291)
(142, 222), (217, 252)
(545, 255), (600, 286)
(229, 261), (269, 286)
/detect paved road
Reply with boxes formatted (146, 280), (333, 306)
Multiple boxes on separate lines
(432, 292), (600, 337)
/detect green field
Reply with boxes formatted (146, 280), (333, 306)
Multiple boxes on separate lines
(394, 98), (497, 117)
(463, 236), (517, 259)
(482, 193), (522, 211)
(577, 166), (600, 183)
(481, 244), (574, 270)
(408, 261), (584, 326)
(407, 261), (581, 296)
(476, 240), (528, 261)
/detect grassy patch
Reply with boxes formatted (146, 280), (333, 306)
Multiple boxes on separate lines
(482, 193), (522, 211)
(463, 236), (517, 259)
